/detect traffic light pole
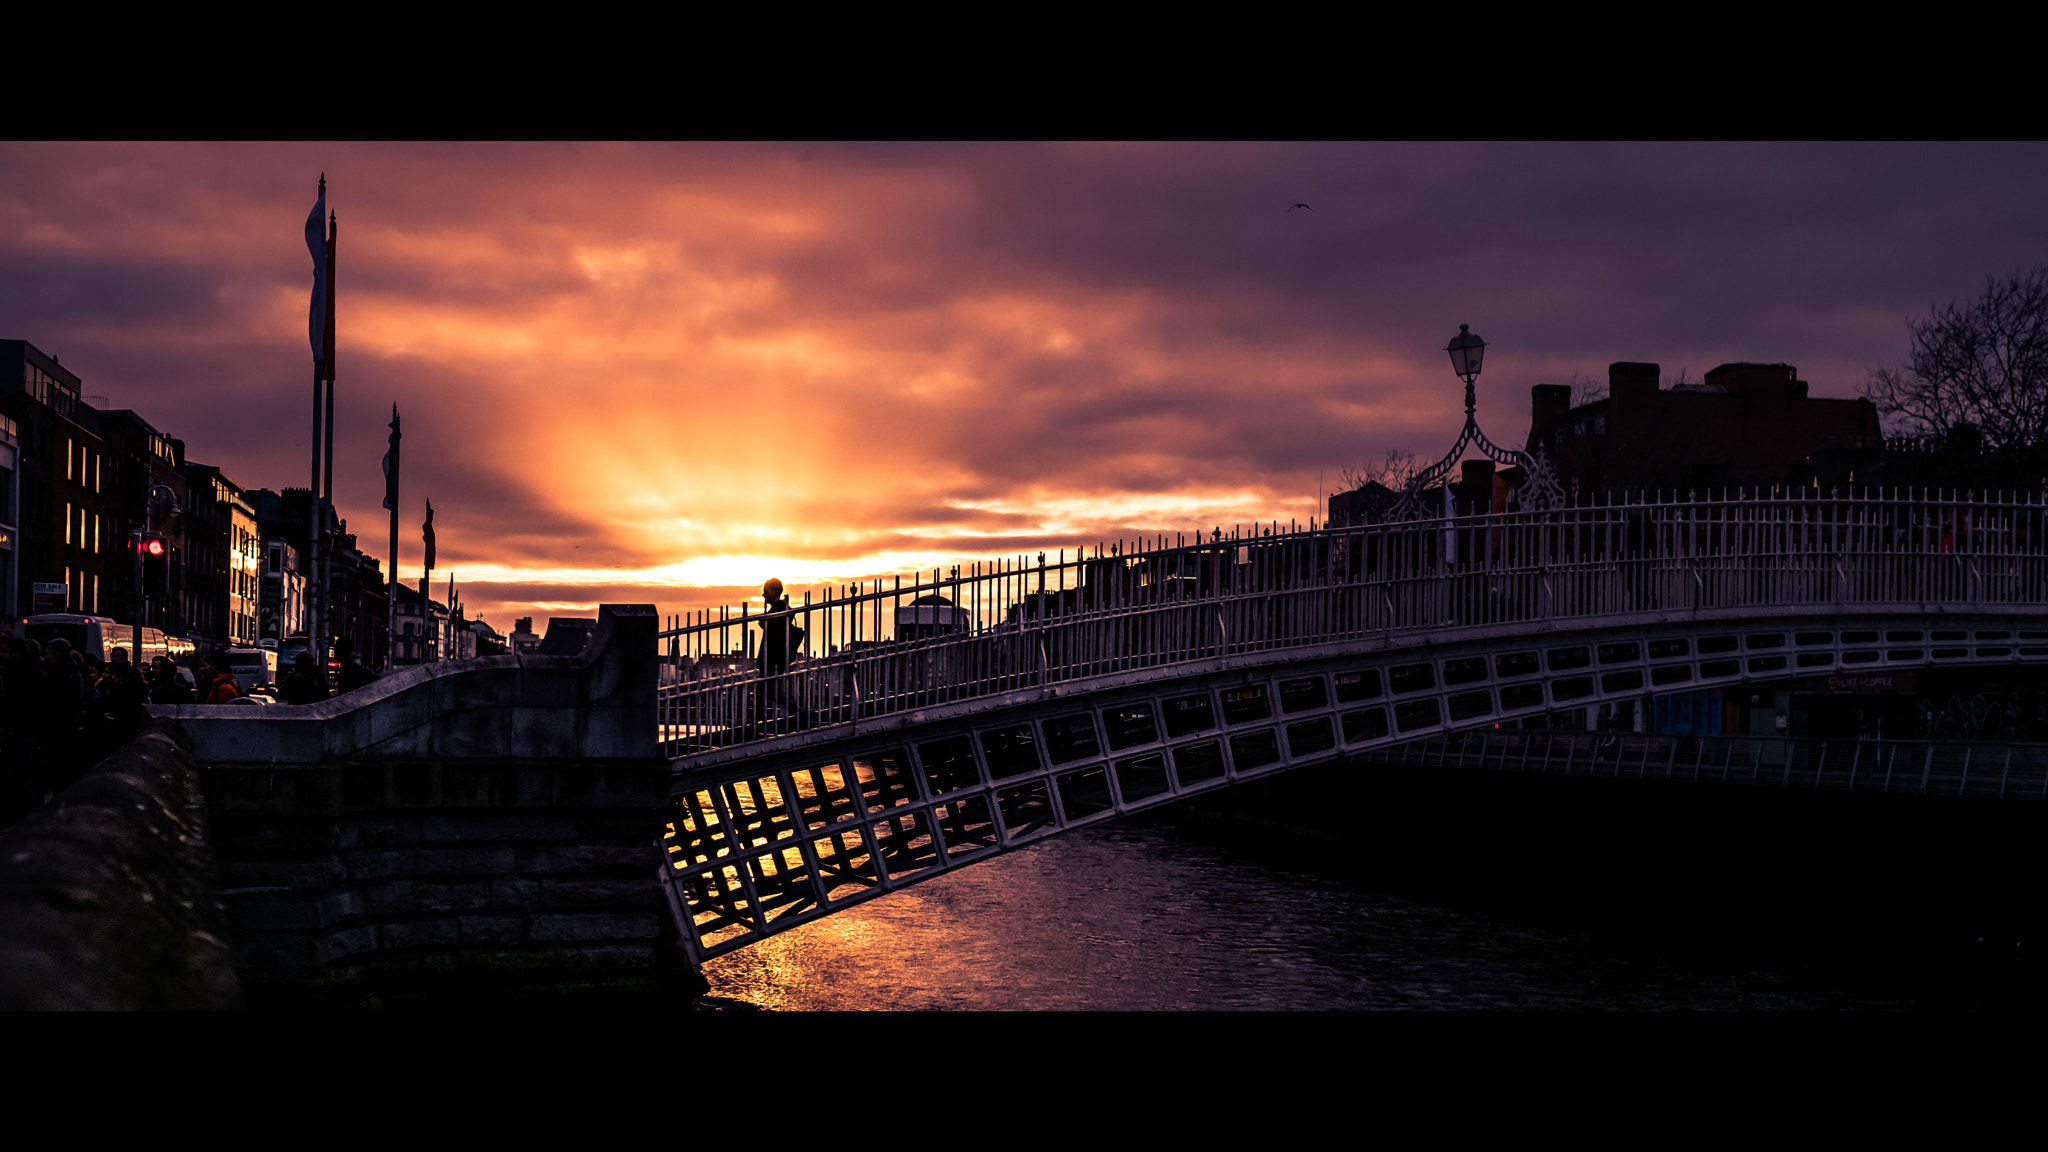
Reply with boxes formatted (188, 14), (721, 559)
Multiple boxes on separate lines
(130, 528), (143, 662)
(129, 485), (178, 667)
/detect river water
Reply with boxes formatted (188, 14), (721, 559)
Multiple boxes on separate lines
(700, 769), (2033, 1010)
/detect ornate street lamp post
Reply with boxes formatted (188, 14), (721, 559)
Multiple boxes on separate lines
(1391, 324), (1564, 520)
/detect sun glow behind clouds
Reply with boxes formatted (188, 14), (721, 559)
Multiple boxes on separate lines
(449, 486), (1298, 599)
(453, 552), (1022, 592)
(20, 142), (2036, 631)
(943, 489), (1274, 535)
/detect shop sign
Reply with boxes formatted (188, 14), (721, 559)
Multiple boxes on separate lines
(1813, 672), (1916, 694)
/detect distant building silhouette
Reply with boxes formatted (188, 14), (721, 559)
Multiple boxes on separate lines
(1807, 422), (2038, 493)
(509, 616), (541, 656)
(1529, 361), (1881, 496)
(1326, 481), (1403, 528)
(245, 488), (307, 646)
(390, 580), (453, 665)
(535, 617), (596, 656)
(469, 616), (508, 657)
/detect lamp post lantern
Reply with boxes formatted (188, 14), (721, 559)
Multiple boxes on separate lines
(1447, 323), (1485, 385)
(1390, 324), (1564, 520)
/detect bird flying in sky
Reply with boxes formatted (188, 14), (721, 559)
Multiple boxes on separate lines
(1288, 203), (1313, 212)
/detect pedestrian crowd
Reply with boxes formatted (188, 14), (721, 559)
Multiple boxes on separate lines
(0, 635), (165, 827)
(0, 636), (378, 831)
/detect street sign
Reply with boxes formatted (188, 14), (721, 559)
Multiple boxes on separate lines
(32, 582), (65, 612)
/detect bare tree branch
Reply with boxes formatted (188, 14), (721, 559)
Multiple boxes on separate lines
(1567, 372), (1606, 408)
(1338, 447), (1422, 494)
(1859, 266), (2048, 456)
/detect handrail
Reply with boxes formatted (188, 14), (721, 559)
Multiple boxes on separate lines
(658, 487), (2048, 756)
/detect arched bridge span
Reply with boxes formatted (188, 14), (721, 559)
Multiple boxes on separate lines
(657, 489), (2048, 963)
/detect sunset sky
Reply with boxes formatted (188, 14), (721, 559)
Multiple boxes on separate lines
(6, 142), (2048, 630)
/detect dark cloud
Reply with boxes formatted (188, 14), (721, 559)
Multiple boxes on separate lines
(8, 142), (2048, 626)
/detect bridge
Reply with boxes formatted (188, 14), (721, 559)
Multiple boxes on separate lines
(11, 486), (2046, 1006)
(654, 486), (2048, 964)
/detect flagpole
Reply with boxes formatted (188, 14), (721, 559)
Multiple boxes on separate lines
(422, 499), (435, 664)
(309, 361), (323, 649)
(306, 175), (327, 663)
(386, 404), (400, 672)
(319, 209), (337, 671)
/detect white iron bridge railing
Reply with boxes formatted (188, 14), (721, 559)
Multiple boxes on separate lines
(658, 487), (2048, 758)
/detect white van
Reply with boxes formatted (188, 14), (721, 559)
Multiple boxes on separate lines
(223, 648), (279, 694)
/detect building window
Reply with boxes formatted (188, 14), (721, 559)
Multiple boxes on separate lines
(66, 439), (73, 482)
(64, 502), (72, 546)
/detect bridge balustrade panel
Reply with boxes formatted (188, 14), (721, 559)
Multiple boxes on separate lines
(659, 489), (2048, 760)
(1371, 730), (2048, 800)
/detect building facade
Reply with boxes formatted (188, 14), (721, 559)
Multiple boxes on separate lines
(0, 341), (116, 620)
(509, 617), (540, 656)
(98, 409), (191, 637)
(260, 538), (307, 647)
(390, 580), (448, 665)
(1528, 361), (1883, 497)
(4, 338), (412, 670)
(181, 463), (260, 648)
(0, 412), (18, 626)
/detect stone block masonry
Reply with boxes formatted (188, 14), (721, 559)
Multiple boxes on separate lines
(155, 604), (687, 1009)
(0, 725), (241, 1010)
(206, 760), (669, 1007)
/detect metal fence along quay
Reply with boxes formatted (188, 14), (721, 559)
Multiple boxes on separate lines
(657, 487), (2048, 759)
(1367, 730), (2048, 800)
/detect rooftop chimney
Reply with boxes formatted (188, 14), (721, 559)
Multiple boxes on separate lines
(1529, 383), (1571, 454)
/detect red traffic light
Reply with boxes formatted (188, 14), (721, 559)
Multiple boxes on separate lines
(142, 537), (167, 557)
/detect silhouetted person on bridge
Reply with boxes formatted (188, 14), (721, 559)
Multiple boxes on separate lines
(751, 577), (809, 737)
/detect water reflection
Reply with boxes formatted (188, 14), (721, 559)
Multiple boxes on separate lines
(703, 819), (1917, 1011)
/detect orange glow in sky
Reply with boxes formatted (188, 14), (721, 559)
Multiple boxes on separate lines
(6, 142), (2045, 629)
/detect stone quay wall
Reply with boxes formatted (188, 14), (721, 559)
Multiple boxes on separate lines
(0, 724), (241, 1010)
(151, 605), (680, 1009)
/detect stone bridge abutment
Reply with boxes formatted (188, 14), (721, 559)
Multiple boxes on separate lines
(144, 604), (675, 1008)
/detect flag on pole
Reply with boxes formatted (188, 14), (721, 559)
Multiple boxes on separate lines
(306, 176), (328, 362)
(423, 500), (436, 571)
(321, 210), (337, 382)
(382, 405), (401, 511)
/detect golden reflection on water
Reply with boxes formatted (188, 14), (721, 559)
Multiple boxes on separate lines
(700, 822), (1926, 1012)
